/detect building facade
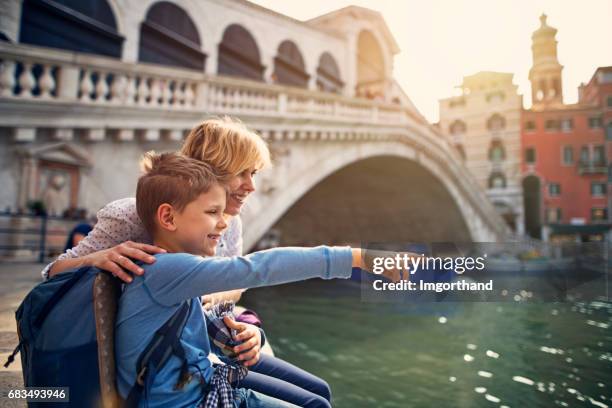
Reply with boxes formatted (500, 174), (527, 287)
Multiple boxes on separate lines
(0, 0), (509, 258)
(439, 72), (525, 234)
(521, 15), (611, 242)
(0, 0), (404, 215)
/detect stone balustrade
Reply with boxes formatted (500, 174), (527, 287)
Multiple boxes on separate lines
(0, 42), (421, 128)
(0, 42), (508, 239)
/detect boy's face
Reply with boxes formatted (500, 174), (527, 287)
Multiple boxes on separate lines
(172, 183), (228, 256)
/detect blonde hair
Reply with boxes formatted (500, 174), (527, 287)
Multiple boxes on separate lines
(136, 151), (225, 235)
(180, 117), (271, 176)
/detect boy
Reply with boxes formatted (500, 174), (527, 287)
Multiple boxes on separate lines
(116, 152), (403, 407)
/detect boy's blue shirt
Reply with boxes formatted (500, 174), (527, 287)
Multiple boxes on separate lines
(115, 246), (353, 408)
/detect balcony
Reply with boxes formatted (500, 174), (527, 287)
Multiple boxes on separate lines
(578, 160), (607, 175)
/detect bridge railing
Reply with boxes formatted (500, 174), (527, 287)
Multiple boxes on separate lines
(0, 42), (417, 127)
(0, 42), (509, 239)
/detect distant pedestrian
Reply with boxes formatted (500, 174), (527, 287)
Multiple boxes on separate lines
(64, 223), (93, 252)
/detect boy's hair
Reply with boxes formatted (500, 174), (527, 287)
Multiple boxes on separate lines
(180, 117), (271, 176)
(136, 151), (224, 235)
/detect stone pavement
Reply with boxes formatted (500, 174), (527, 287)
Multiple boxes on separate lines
(0, 261), (43, 408)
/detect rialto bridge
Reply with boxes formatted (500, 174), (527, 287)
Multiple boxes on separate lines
(0, 0), (510, 252)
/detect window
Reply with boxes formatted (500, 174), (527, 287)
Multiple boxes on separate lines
(594, 145), (606, 165)
(524, 121), (536, 132)
(487, 114), (505, 132)
(580, 146), (590, 164)
(560, 119), (573, 132)
(525, 147), (536, 164)
(591, 208), (608, 221)
(607, 122), (612, 140)
(591, 182), (607, 196)
(547, 208), (562, 223)
(488, 172), (506, 189)
(489, 140), (505, 162)
(562, 146), (573, 165)
(548, 183), (561, 197)
(450, 120), (467, 135)
(589, 116), (603, 128)
(545, 119), (559, 131)
(607, 95), (612, 108)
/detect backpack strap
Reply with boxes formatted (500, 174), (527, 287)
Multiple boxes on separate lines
(34, 266), (90, 328)
(124, 299), (192, 408)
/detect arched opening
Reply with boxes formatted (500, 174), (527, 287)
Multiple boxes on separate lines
(19, 0), (123, 57)
(538, 79), (547, 101)
(316, 52), (343, 93)
(139, 1), (205, 70)
(488, 172), (506, 189)
(450, 120), (467, 136)
(217, 24), (264, 81)
(487, 113), (506, 131)
(255, 156), (471, 249)
(356, 30), (386, 100)
(273, 40), (309, 88)
(523, 175), (542, 239)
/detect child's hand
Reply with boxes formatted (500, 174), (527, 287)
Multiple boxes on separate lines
(223, 316), (262, 367)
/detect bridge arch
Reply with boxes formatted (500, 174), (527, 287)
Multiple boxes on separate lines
(243, 141), (489, 249)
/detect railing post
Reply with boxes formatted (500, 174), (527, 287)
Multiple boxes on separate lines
(195, 82), (209, 109)
(278, 93), (287, 114)
(0, 60), (16, 97)
(38, 213), (47, 263)
(372, 106), (379, 123)
(57, 65), (80, 100)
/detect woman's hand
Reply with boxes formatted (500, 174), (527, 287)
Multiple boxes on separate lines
(83, 241), (166, 283)
(223, 316), (261, 367)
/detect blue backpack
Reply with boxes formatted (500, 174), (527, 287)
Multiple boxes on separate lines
(5, 267), (191, 408)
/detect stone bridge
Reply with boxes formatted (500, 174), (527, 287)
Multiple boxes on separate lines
(0, 42), (509, 250)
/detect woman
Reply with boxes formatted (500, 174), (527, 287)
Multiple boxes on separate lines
(43, 117), (333, 408)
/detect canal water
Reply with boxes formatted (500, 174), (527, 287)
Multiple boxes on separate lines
(241, 279), (612, 408)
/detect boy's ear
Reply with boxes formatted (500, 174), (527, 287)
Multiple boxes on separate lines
(157, 203), (177, 231)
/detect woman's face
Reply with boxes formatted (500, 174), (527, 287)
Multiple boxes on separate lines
(225, 167), (257, 215)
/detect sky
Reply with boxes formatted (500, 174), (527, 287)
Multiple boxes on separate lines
(249, 0), (612, 123)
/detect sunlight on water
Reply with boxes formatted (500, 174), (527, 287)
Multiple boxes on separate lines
(242, 280), (612, 408)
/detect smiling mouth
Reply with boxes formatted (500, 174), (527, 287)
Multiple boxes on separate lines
(230, 193), (247, 204)
(208, 234), (221, 242)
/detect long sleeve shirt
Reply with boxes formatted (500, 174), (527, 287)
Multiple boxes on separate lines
(115, 246), (353, 407)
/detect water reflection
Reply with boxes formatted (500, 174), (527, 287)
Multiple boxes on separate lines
(242, 279), (612, 408)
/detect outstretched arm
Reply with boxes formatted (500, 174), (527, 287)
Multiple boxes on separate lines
(145, 247), (403, 307)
